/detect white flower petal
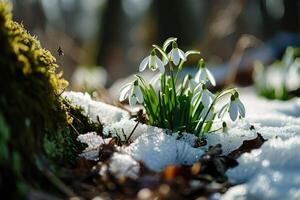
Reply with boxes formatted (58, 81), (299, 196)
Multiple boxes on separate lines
(195, 68), (208, 83)
(200, 70), (207, 81)
(237, 99), (245, 117)
(194, 68), (202, 83)
(139, 56), (149, 72)
(229, 100), (238, 121)
(207, 89), (215, 100)
(201, 91), (210, 107)
(135, 86), (144, 103)
(178, 48), (186, 61)
(200, 107), (208, 118)
(201, 90), (214, 107)
(129, 95), (137, 107)
(119, 83), (132, 101)
(155, 56), (165, 73)
(172, 49), (180, 66)
(205, 68), (216, 86)
(162, 57), (169, 65)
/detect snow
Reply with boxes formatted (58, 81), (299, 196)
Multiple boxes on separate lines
(71, 90), (204, 173)
(107, 153), (140, 179)
(215, 88), (300, 200)
(223, 137), (300, 200)
(103, 118), (149, 141)
(63, 91), (130, 124)
(206, 121), (257, 155)
(68, 89), (300, 200)
(124, 127), (204, 171)
(103, 118), (199, 146)
(80, 122), (203, 172)
(77, 132), (107, 160)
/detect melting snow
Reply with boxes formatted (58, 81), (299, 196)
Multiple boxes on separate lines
(67, 89), (300, 200)
(123, 127), (203, 171)
(215, 88), (300, 200)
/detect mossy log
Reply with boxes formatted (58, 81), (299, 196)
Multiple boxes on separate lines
(0, 3), (102, 198)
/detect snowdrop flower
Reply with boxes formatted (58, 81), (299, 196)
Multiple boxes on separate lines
(168, 41), (186, 66)
(139, 50), (165, 73)
(119, 80), (143, 107)
(286, 59), (300, 90)
(192, 84), (215, 107)
(228, 92), (245, 121)
(195, 59), (216, 86)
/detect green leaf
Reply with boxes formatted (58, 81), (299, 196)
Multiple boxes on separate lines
(135, 74), (147, 87)
(152, 44), (169, 61)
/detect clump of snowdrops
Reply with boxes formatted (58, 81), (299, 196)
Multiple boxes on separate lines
(254, 47), (300, 100)
(120, 38), (245, 137)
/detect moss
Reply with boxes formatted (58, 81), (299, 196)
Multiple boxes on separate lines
(0, 2), (102, 198)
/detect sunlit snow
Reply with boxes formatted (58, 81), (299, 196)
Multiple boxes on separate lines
(65, 88), (300, 200)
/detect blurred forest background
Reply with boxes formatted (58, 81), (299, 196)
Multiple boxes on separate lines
(10, 0), (300, 93)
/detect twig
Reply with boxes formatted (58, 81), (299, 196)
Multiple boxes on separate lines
(126, 121), (140, 144)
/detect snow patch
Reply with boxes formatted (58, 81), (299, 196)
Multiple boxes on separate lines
(63, 91), (130, 124)
(206, 121), (257, 155)
(77, 132), (107, 160)
(103, 118), (148, 141)
(124, 127), (204, 171)
(217, 88), (300, 200)
(108, 153), (140, 179)
(70, 87), (300, 199)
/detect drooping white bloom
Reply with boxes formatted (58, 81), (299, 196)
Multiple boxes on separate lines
(119, 80), (144, 107)
(168, 41), (186, 66)
(228, 93), (245, 121)
(195, 59), (216, 86)
(192, 84), (215, 107)
(201, 88), (215, 107)
(286, 59), (300, 90)
(139, 50), (165, 73)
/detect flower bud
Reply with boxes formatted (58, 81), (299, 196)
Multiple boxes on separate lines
(172, 41), (178, 49)
(198, 58), (205, 69)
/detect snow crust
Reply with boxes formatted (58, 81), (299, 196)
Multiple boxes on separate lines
(216, 88), (300, 200)
(63, 91), (129, 124)
(66, 90), (300, 199)
(108, 153), (140, 179)
(67, 91), (204, 175)
(123, 127), (203, 171)
(221, 136), (300, 200)
(206, 121), (257, 155)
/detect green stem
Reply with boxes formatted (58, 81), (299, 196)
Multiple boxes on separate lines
(168, 62), (177, 108)
(174, 60), (184, 83)
(171, 70), (177, 107)
(195, 88), (237, 136)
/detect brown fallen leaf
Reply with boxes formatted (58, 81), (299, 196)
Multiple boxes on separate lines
(228, 133), (266, 159)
